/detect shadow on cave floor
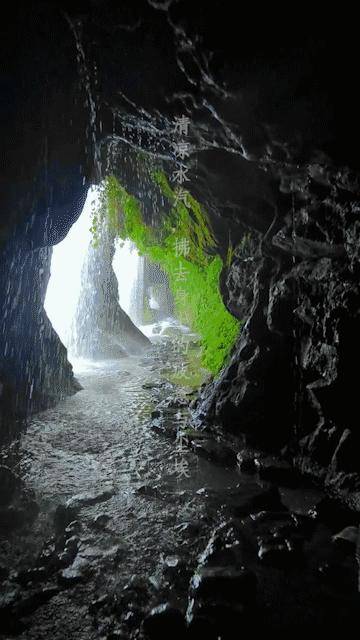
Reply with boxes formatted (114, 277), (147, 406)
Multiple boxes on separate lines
(0, 340), (359, 637)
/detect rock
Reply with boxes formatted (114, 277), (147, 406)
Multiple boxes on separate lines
(0, 500), (38, 532)
(142, 382), (163, 390)
(332, 526), (359, 550)
(308, 497), (358, 531)
(142, 603), (186, 639)
(0, 465), (21, 505)
(186, 615), (219, 639)
(161, 555), (190, 586)
(54, 504), (79, 532)
(226, 481), (283, 516)
(188, 566), (257, 606)
(58, 556), (91, 587)
(198, 523), (242, 568)
(57, 535), (79, 567)
(136, 484), (160, 498)
(36, 538), (60, 573)
(317, 560), (358, 593)
(15, 567), (48, 586)
(13, 587), (59, 617)
(90, 513), (111, 530)
(257, 535), (301, 566)
(0, 593), (26, 634)
(236, 450), (257, 473)
(89, 593), (111, 614)
(123, 575), (150, 600)
(0, 506), (25, 532)
(188, 602), (246, 638)
(106, 629), (128, 639)
(174, 521), (203, 537)
(101, 544), (126, 565)
(0, 586), (59, 631)
(190, 439), (237, 466)
(64, 520), (82, 536)
(65, 488), (115, 509)
(255, 457), (300, 487)
(0, 565), (9, 582)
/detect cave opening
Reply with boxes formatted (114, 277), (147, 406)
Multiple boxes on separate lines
(44, 186), (96, 358)
(44, 181), (194, 377)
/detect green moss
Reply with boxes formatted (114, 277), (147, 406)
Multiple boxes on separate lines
(165, 345), (209, 389)
(94, 173), (241, 374)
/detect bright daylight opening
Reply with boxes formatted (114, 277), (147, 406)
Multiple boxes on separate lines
(44, 187), (96, 351)
(44, 187), (143, 366)
(44, 186), (177, 371)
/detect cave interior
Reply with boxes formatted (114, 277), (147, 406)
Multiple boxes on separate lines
(1, 2), (360, 636)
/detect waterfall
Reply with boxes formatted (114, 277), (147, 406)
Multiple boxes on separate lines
(112, 244), (174, 327)
(44, 188), (96, 349)
(130, 255), (146, 325)
(45, 187), (176, 364)
(112, 240), (144, 325)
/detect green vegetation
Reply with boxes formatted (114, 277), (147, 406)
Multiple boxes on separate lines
(166, 344), (210, 390)
(93, 172), (241, 374)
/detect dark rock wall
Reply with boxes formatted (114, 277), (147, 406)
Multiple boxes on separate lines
(0, 4), (90, 440)
(194, 165), (360, 509)
(0, 240), (80, 440)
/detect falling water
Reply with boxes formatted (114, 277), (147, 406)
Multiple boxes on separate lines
(44, 187), (97, 350)
(112, 239), (144, 324)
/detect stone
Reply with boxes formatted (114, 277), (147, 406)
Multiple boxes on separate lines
(142, 382), (163, 390)
(13, 587), (59, 617)
(317, 560), (358, 593)
(89, 593), (111, 614)
(57, 535), (79, 567)
(53, 504), (79, 532)
(188, 602), (246, 637)
(174, 521), (203, 537)
(65, 488), (115, 509)
(190, 439), (237, 467)
(0, 586), (59, 631)
(308, 497), (358, 531)
(257, 535), (301, 566)
(0, 498), (38, 532)
(198, 525), (242, 568)
(189, 566), (257, 605)
(226, 481), (283, 516)
(64, 520), (82, 536)
(236, 450), (257, 473)
(186, 616), (219, 639)
(0, 465), (21, 505)
(142, 603), (186, 639)
(332, 526), (359, 550)
(91, 513), (111, 530)
(0, 565), (9, 582)
(15, 567), (48, 586)
(136, 484), (160, 498)
(106, 629), (128, 639)
(255, 457), (300, 487)
(58, 556), (91, 587)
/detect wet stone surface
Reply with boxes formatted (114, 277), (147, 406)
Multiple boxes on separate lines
(0, 343), (359, 637)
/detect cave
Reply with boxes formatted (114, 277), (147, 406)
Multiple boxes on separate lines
(1, 1), (360, 636)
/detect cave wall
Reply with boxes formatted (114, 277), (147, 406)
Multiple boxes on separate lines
(194, 164), (360, 510)
(0, 4), (91, 440)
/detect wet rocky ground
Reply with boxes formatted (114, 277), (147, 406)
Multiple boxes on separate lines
(0, 340), (359, 638)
